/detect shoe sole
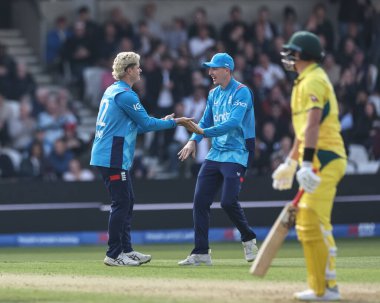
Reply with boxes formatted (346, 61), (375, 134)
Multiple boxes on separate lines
(104, 261), (140, 267)
(139, 258), (152, 265)
(178, 262), (212, 266)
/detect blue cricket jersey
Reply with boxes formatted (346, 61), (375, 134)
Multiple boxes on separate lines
(190, 78), (255, 167)
(90, 81), (176, 170)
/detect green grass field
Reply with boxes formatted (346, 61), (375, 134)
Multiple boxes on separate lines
(0, 238), (379, 303)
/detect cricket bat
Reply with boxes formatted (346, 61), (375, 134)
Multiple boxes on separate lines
(249, 189), (304, 277)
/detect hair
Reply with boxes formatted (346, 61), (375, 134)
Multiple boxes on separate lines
(112, 52), (140, 80)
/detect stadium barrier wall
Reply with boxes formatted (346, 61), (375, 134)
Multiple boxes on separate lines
(0, 174), (379, 246)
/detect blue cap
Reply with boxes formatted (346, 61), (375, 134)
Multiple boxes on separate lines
(202, 53), (234, 71)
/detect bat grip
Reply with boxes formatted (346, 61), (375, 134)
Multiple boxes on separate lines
(291, 168), (318, 207)
(291, 189), (304, 207)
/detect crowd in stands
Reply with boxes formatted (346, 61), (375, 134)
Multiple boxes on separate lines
(1, 0), (380, 181)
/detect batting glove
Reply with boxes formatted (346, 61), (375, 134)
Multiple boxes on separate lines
(296, 161), (321, 193)
(272, 157), (298, 190)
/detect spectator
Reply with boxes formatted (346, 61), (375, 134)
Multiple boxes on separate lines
(220, 5), (250, 56)
(270, 135), (292, 171)
(45, 15), (72, 73)
(47, 138), (73, 179)
(172, 56), (193, 102)
(134, 21), (153, 56)
(151, 55), (176, 161)
(0, 150), (16, 178)
(165, 17), (188, 58)
(8, 98), (36, 151)
(188, 26), (215, 64)
(19, 141), (47, 179)
(338, 22), (364, 53)
(96, 22), (119, 66)
(335, 67), (358, 109)
(233, 53), (251, 83)
(258, 120), (280, 170)
(142, 2), (164, 40)
(337, 37), (357, 68)
(306, 3), (335, 52)
(254, 53), (285, 90)
(322, 53), (341, 86)
(63, 158), (94, 181)
(76, 5), (99, 44)
(243, 42), (258, 69)
(252, 22), (274, 56)
(62, 21), (95, 96)
(352, 99), (377, 150)
(37, 93), (67, 149)
(279, 6), (301, 41)
(0, 43), (16, 98)
(62, 122), (86, 157)
(338, 101), (354, 155)
(0, 92), (14, 146)
(6, 61), (36, 101)
(253, 6), (278, 41)
(188, 7), (217, 40)
(108, 7), (134, 41)
(337, 0), (368, 37)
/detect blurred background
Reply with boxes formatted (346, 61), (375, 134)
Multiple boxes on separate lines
(0, 0), (379, 247)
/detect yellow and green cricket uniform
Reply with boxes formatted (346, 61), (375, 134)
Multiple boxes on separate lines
(291, 63), (347, 295)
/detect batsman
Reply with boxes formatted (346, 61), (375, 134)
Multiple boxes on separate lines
(272, 31), (347, 301)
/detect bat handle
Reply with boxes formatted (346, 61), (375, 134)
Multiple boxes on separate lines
(291, 168), (318, 207)
(291, 189), (304, 207)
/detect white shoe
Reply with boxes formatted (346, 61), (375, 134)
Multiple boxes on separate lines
(242, 239), (258, 262)
(294, 287), (341, 301)
(178, 253), (212, 266)
(122, 251), (152, 264)
(104, 254), (140, 266)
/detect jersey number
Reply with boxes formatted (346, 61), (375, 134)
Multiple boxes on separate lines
(96, 99), (109, 127)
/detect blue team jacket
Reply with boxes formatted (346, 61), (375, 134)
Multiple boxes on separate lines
(190, 78), (255, 167)
(90, 81), (176, 170)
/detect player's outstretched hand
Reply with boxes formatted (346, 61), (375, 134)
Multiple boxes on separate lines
(162, 113), (175, 120)
(178, 140), (196, 162)
(174, 117), (204, 135)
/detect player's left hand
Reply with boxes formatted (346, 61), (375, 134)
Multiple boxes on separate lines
(178, 140), (196, 161)
(296, 162), (321, 193)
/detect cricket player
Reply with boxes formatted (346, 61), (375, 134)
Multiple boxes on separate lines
(90, 52), (196, 266)
(177, 53), (258, 266)
(272, 31), (347, 301)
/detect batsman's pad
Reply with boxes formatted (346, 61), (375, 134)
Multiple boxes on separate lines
(296, 206), (328, 296)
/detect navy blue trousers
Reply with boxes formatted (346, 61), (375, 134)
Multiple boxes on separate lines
(191, 160), (256, 254)
(97, 166), (134, 259)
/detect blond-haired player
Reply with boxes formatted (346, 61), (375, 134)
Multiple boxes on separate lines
(90, 52), (197, 266)
(272, 32), (347, 301)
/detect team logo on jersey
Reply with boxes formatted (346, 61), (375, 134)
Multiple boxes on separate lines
(95, 130), (104, 139)
(133, 103), (142, 110)
(233, 101), (247, 107)
(214, 112), (230, 122)
(121, 171), (127, 181)
(309, 94), (319, 103)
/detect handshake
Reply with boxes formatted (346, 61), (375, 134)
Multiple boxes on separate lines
(162, 114), (204, 135)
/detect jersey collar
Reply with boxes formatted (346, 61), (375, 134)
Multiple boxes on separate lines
(117, 80), (132, 89)
(296, 63), (319, 83)
(221, 77), (235, 91)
